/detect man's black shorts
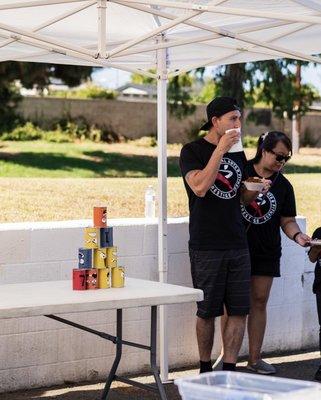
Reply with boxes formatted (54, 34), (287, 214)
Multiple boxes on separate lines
(189, 248), (251, 319)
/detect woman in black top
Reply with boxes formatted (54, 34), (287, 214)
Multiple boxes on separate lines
(309, 227), (321, 381)
(241, 131), (311, 374)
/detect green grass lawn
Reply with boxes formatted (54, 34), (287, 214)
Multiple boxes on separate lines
(0, 140), (180, 178)
(0, 140), (320, 235)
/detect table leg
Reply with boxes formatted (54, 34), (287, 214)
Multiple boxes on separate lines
(150, 306), (168, 400)
(49, 307), (168, 399)
(101, 309), (122, 400)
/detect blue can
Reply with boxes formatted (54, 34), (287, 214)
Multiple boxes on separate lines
(100, 227), (113, 248)
(78, 247), (92, 268)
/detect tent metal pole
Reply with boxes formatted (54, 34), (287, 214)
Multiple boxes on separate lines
(97, 0), (107, 58)
(113, 1), (321, 64)
(112, 33), (295, 59)
(157, 34), (168, 382)
(0, 20), (96, 58)
(284, 0), (321, 13)
(113, 0), (295, 39)
(117, 0), (321, 25)
(107, 11), (201, 58)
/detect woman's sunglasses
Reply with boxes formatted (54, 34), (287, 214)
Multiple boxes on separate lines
(269, 150), (291, 163)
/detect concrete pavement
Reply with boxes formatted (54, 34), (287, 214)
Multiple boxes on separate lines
(0, 350), (320, 400)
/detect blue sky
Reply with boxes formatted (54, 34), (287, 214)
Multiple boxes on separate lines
(92, 64), (321, 94)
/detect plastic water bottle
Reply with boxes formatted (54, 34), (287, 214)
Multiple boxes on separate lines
(145, 185), (156, 218)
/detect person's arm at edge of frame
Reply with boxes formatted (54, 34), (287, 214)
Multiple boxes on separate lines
(309, 246), (321, 263)
(308, 228), (321, 263)
(185, 132), (239, 198)
(280, 216), (311, 247)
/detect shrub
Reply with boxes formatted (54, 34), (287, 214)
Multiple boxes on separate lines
(0, 119), (123, 144)
(50, 85), (116, 100)
(76, 85), (116, 99)
(243, 135), (259, 148)
(0, 122), (42, 141)
(42, 130), (73, 143)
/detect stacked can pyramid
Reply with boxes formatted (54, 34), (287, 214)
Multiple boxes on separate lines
(72, 206), (125, 290)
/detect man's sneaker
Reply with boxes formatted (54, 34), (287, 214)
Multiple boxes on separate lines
(247, 359), (276, 375)
(314, 365), (321, 381)
(212, 354), (223, 371)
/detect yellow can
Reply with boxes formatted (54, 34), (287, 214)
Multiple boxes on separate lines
(98, 267), (111, 289)
(93, 248), (107, 269)
(111, 266), (125, 288)
(84, 227), (99, 249)
(106, 246), (117, 268)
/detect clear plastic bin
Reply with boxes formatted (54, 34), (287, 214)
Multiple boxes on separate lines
(175, 371), (321, 400)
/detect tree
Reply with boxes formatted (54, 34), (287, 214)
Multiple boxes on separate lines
(214, 63), (253, 110)
(249, 59), (320, 152)
(0, 62), (93, 130)
(211, 59), (320, 151)
(210, 59), (319, 118)
(249, 60), (319, 120)
(193, 78), (217, 104)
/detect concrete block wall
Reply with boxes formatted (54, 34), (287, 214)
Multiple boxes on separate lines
(0, 216), (318, 392)
(18, 97), (321, 146)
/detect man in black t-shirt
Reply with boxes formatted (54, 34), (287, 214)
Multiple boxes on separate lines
(180, 97), (260, 374)
(309, 227), (321, 381)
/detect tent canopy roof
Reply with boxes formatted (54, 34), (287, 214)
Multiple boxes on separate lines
(1, 0), (321, 77)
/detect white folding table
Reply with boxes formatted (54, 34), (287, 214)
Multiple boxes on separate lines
(0, 278), (203, 400)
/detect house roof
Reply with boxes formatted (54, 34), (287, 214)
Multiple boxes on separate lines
(117, 83), (157, 96)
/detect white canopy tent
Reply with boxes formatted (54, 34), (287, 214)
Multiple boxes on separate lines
(1, 0), (321, 381)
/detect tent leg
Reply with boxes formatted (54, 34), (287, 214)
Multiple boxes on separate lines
(157, 35), (169, 382)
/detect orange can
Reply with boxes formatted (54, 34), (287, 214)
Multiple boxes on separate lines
(93, 206), (107, 228)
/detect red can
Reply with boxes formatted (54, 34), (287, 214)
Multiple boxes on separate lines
(86, 268), (98, 290)
(93, 207), (107, 228)
(73, 269), (86, 290)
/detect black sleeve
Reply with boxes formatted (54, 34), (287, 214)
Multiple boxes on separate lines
(242, 162), (251, 181)
(179, 143), (203, 178)
(312, 227), (321, 240)
(240, 152), (248, 181)
(280, 182), (297, 217)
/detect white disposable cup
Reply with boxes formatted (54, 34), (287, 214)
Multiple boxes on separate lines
(225, 127), (243, 153)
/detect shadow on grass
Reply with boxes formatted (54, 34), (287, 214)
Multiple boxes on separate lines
(284, 164), (321, 174)
(0, 150), (181, 177)
(3, 150), (320, 177)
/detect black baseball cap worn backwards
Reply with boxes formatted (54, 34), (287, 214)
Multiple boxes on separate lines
(200, 96), (241, 131)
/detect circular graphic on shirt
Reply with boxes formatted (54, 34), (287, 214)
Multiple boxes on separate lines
(241, 191), (277, 224)
(210, 158), (242, 199)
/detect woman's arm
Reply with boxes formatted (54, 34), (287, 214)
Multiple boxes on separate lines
(280, 216), (311, 246)
(309, 247), (321, 263)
